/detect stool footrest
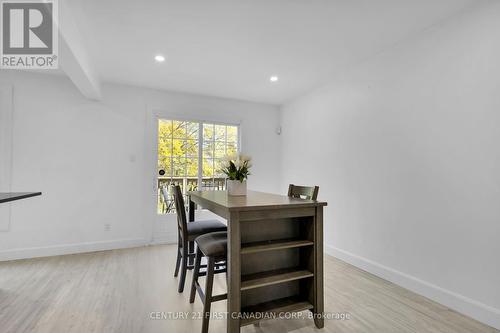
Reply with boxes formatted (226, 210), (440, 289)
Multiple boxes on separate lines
(195, 281), (227, 304)
(196, 267), (226, 277)
(211, 293), (227, 302)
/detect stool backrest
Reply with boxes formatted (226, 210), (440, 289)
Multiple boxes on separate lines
(172, 185), (188, 242)
(288, 184), (319, 201)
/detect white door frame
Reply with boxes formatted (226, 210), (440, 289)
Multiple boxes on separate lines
(145, 107), (241, 244)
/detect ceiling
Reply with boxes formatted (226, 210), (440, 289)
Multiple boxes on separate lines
(70, 0), (479, 104)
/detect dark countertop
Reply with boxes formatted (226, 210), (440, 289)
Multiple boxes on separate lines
(0, 192), (42, 204)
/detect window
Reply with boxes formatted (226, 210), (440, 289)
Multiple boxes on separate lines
(157, 119), (239, 214)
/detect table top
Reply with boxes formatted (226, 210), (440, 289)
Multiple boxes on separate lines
(188, 190), (327, 211)
(0, 192), (42, 204)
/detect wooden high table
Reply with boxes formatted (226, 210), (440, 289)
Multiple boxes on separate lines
(188, 190), (327, 333)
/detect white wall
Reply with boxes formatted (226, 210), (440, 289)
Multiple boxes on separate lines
(280, 1), (500, 329)
(0, 85), (13, 231)
(0, 70), (281, 260)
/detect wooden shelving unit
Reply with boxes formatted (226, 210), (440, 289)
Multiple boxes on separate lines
(238, 216), (317, 329)
(241, 238), (314, 254)
(240, 296), (314, 326)
(241, 267), (313, 291)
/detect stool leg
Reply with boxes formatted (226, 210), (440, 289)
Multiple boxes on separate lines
(190, 248), (202, 303)
(174, 244), (181, 277)
(178, 245), (188, 293)
(188, 241), (195, 265)
(202, 257), (215, 333)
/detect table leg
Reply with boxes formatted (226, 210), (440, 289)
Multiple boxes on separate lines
(227, 211), (241, 333)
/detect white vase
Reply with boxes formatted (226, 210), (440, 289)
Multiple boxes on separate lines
(227, 179), (247, 196)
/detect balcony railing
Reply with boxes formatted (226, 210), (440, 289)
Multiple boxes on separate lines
(157, 177), (226, 214)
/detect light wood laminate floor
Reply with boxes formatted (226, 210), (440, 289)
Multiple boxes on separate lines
(0, 245), (497, 333)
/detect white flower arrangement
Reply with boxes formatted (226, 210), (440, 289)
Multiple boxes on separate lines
(220, 153), (252, 182)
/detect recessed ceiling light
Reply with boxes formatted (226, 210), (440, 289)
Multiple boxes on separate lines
(270, 76), (279, 82)
(155, 55), (165, 63)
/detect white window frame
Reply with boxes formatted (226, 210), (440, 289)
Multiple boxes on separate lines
(147, 108), (243, 243)
(155, 115), (241, 214)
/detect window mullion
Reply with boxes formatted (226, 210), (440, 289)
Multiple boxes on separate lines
(170, 120), (173, 183)
(198, 122), (203, 190)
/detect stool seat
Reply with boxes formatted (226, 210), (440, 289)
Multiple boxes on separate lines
(187, 220), (227, 241)
(195, 231), (227, 258)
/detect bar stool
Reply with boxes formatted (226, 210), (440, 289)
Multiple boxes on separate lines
(166, 185), (227, 292)
(288, 184), (319, 200)
(190, 231), (228, 333)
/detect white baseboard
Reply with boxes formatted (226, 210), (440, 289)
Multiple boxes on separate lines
(150, 231), (177, 245)
(0, 238), (148, 262)
(325, 244), (500, 330)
